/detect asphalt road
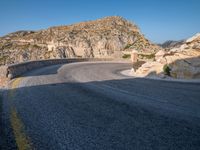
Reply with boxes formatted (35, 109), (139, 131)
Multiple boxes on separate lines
(2, 61), (200, 150)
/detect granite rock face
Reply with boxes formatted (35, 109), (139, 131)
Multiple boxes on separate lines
(0, 16), (161, 65)
(135, 33), (200, 79)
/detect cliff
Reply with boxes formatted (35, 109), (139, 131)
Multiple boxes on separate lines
(0, 16), (161, 65)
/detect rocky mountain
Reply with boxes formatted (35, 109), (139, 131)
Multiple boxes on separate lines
(159, 40), (185, 49)
(0, 16), (161, 65)
(135, 33), (200, 79)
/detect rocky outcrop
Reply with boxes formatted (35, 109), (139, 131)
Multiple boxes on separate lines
(135, 33), (200, 79)
(0, 16), (162, 65)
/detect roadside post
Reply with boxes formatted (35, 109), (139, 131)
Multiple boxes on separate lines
(131, 50), (138, 72)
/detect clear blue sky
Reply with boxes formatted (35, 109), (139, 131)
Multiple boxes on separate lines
(0, 0), (199, 43)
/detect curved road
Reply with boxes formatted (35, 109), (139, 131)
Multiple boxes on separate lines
(3, 61), (200, 149)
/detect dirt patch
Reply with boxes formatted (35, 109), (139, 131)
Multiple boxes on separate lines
(131, 61), (146, 70)
(0, 77), (9, 88)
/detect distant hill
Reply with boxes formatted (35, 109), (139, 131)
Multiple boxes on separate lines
(0, 16), (162, 65)
(159, 40), (185, 49)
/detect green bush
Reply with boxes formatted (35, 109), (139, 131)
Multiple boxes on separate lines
(122, 54), (131, 59)
(139, 53), (155, 59)
(0, 56), (8, 64)
(163, 64), (171, 76)
(124, 44), (133, 50)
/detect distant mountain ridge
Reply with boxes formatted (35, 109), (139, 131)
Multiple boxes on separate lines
(0, 16), (162, 65)
(159, 40), (185, 49)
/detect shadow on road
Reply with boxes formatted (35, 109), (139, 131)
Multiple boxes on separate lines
(1, 56), (200, 149)
(21, 64), (64, 77)
(1, 76), (200, 150)
(0, 91), (17, 149)
(0, 93), (3, 147)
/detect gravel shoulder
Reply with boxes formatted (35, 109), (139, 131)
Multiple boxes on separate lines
(121, 69), (200, 83)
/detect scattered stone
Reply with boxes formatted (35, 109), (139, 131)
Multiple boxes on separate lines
(155, 50), (166, 61)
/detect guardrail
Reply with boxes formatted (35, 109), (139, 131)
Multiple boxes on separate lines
(0, 58), (113, 80)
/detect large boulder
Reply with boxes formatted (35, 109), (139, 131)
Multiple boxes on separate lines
(169, 58), (200, 79)
(135, 61), (164, 77)
(168, 49), (200, 79)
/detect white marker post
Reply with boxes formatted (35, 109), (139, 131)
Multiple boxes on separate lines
(131, 50), (138, 73)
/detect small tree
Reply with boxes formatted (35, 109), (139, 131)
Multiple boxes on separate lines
(163, 64), (171, 76)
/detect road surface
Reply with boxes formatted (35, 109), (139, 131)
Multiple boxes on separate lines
(2, 61), (200, 149)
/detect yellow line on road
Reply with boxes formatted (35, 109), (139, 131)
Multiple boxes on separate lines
(8, 77), (32, 150)
(10, 107), (32, 150)
(8, 78), (22, 99)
